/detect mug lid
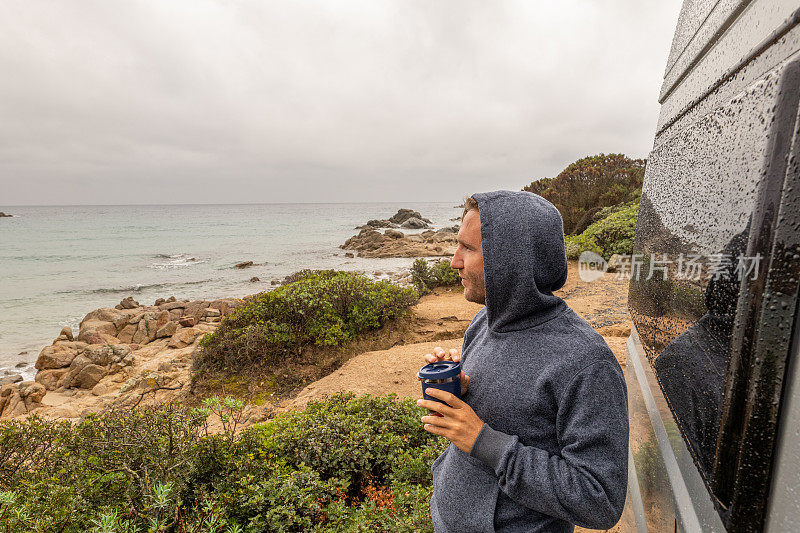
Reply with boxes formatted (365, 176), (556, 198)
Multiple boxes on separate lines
(418, 361), (461, 380)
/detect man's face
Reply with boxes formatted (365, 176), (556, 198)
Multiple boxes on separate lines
(451, 208), (485, 305)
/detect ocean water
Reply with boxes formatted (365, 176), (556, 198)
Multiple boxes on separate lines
(0, 202), (461, 378)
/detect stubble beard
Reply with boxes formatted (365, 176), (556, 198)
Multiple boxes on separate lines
(463, 275), (486, 305)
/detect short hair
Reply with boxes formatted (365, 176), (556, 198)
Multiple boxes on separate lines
(461, 195), (478, 221)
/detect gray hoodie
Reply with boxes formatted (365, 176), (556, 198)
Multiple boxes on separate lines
(430, 190), (629, 532)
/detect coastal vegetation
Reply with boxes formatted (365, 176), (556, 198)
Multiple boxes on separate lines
(524, 153), (645, 260)
(523, 153), (644, 236)
(0, 393), (443, 532)
(409, 258), (461, 296)
(564, 198), (640, 260)
(195, 270), (419, 375)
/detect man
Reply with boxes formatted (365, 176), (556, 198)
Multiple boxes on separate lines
(418, 190), (629, 532)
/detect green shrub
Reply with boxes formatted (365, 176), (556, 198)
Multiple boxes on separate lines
(564, 200), (639, 260)
(581, 201), (639, 259)
(0, 394), (443, 532)
(564, 233), (602, 260)
(410, 258), (460, 295)
(196, 270), (418, 372)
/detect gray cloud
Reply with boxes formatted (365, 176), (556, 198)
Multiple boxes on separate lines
(0, 0), (682, 205)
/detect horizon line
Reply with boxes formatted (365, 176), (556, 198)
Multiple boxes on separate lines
(1, 200), (467, 208)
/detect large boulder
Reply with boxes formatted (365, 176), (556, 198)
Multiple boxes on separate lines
(388, 209), (432, 225)
(400, 217), (428, 229)
(36, 342), (82, 370)
(77, 320), (118, 342)
(74, 364), (106, 389)
(168, 327), (204, 349)
(39, 344), (133, 391)
(35, 368), (69, 390)
(117, 297), (140, 309)
(0, 381), (46, 419)
(156, 321), (178, 338)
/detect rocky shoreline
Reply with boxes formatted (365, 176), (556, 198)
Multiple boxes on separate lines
(340, 208), (459, 258)
(1, 207), (460, 421)
(0, 295), (243, 420)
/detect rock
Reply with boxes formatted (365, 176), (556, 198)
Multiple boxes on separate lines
(15, 361), (28, 368)
(0, 212), (12, 217)
(179, 316), (196, 327)
(83, 345), (114, 366)
(127, 312), (145, 325)
(0, 382), (45, 419)
(117, 324), (137, 343)
(77, 320), (118, 342)
(155, 310), (170, 330)
(235, 261), (254, 269)
(35, 368), (69, 390)
(60, 326), (74, 341)
(119, 296), (140, 309)
(168, 328), (203, 349)
(156, 321), (178, 338)
(344, 252), (354, 258)
(74, 364), (106, 389)
(366, 219), (395, 228)
(388, 209), (432, 225)
(19, 382), (46, 404)
(0, 375), (22, 386)
(204, 308), (221, 318)
(154, 298), (166, 306)
(385, 229), (404, 239)
(436, 225), (459, 234)
(131, 313), (158, 345)
(160, 301), (186, 311)
(400, 216), (428, 229)
(36, 343), (81, 370)
(183, 302), (208, 323)
(250, 276), (260, 282)
(340, 225), (456, 259)
(91, 381), (116, 397)
(209, 300), (232, 316)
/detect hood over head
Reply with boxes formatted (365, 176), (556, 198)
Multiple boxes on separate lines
(472, 190), (568, 333)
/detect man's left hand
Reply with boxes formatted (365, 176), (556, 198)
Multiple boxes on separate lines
(418, 389), (484, 454)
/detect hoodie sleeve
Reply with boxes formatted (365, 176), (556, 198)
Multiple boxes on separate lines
(469, 359), (629, 529)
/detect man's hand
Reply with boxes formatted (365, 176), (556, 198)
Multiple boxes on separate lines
(421, 346), (470, 396)
(418, 388), (484, 454)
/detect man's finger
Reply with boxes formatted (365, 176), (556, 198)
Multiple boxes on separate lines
(424, 388), (465, 408)
(424, 353), (437, 363)
(417, 398), (456, 416)
(421, 414), (452, 427)
(449, 348), (460, 362)
(422, 423), (447, 437)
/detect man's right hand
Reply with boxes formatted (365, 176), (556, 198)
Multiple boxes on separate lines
(423, 346), (470, 396)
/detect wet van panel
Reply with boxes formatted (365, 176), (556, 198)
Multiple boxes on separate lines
(626, 2), (800, 532)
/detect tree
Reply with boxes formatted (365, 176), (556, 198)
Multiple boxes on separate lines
(523, 153), (645, 235)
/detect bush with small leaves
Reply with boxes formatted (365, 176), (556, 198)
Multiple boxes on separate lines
(196, 271), (418, 373)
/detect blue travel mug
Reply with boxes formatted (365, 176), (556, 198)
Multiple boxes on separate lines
(418, 361), (462, 405)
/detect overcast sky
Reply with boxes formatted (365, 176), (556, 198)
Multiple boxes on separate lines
(0, 0), (682, 206)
